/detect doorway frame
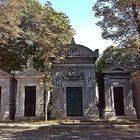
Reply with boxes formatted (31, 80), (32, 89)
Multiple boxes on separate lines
(21, 83), (39, 118)
(113, 86), (125, 116)
(24, 86), (36, 117)
(111, 85), (126, 116)
(66, 87), (83, 116)
(63, 82), (85, 118)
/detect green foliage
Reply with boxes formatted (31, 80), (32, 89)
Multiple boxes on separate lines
(96, 45), (140, 73)
(0, 0), (74, 88)
(93, 0), (140, 45)
(0, 0), (25, 45)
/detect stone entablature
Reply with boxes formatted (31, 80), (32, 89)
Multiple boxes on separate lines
(103, 66), (136, 119)
(0, 69), (13, 120)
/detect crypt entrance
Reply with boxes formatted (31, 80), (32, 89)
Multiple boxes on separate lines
(15, 68), (44, 120)
(24, 86), (36, 117)
(103, 66), (136, 119)
(113, 87), (125, 116)
(66, 87), (83, 116)
(51, 39), (99, 120)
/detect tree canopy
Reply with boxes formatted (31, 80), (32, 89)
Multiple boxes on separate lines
(96, 45), (140, 73)
(0, 0), (74, 70)
(93, 0), (140, 46)
(0, 0), (74, 88)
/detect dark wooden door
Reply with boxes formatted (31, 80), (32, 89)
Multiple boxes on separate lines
(24, 86), (36, 117)
(113, 87), (125, 116)
(66, 87), (83, 116)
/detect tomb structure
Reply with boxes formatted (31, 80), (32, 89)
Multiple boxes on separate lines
(51, 39), (99, 120)
(103, 66), (136, 119)
(15, 68), (44, 119)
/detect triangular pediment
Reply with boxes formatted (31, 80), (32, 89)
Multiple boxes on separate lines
(15, 68), (44, 78)
(103, 66), (129, 74)
(0, 69), (13, 78)
(111, 67), (126, 72)
(112, 68), (123, 71)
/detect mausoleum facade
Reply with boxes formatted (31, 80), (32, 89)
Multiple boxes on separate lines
(51, 39), (99, 120)
(103, 66), (136, 119)
(0, 40), (139, 121)
(15, 68), (44, 120)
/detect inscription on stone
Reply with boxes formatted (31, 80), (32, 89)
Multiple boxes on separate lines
(63, 69), (85, 81)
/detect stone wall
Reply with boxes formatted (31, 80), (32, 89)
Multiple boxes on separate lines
(132, 73), (140, 119)
(0, 69), (13, 120)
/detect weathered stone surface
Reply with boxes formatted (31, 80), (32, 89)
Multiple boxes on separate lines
(0, 69), (13, 120)
(15, 68), (44, 120)
(51, 40), (99, 120)
(132, 72), (140, 119)
(103, 66), (136, 119)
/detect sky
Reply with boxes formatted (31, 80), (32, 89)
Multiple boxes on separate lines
(40, 0), (113, 53)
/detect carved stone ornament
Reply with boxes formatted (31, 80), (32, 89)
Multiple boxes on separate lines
(63, 69), (85, 81)
(55, 79), (62, 86)
(87, 78), (94, 87)
(69, 47), (90, 56)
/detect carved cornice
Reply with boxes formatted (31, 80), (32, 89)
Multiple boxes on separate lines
(63, 69), (85, 81)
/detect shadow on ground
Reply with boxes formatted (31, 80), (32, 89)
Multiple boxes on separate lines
(0, 121), (140, 140)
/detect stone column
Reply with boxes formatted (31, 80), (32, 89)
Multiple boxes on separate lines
(104, 77), (115, 119)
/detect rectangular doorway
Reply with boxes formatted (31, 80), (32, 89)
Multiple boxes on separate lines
(24, 86), (36, 117)
(0, 86), (1, 112)
(113, 87), (125, 116)
(66, 87), (83, 116)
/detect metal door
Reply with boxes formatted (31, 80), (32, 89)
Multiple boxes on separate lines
(66, 87), (83, 116)
(24, 86), (36, 117)
(113, 87), (125, 116)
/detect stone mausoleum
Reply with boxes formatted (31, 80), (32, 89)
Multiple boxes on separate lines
(51, 39), (99, 120)
(103, 66), (136, 119)
(0, 39), (139, 121)
(15, 68), (44, 120)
